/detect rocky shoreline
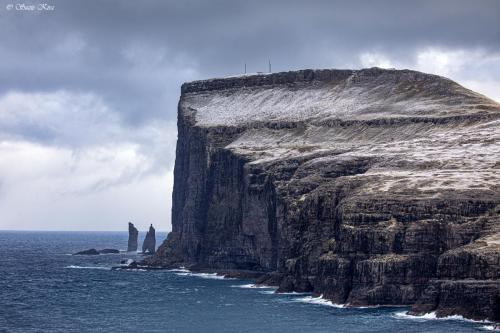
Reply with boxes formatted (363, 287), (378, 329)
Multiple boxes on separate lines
(146, 68), (500, 322)
(132, 263), (497, 323)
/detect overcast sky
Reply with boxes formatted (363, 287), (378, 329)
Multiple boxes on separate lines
(0, 0), (499, 231)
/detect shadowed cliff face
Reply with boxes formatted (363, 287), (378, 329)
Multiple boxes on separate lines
(127, 222), (138, 252)
(142, 224), (156, 254)
(148, 68), (500, 321)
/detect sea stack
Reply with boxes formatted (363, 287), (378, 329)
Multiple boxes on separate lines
(147, 68), (500, 322)
(127, 222), (138, 252)
(142, 224), (156, 254)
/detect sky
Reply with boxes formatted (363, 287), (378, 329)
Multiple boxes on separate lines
(0, 0), (499, 231)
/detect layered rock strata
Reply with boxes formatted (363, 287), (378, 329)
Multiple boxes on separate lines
(148, 68), (500, 321)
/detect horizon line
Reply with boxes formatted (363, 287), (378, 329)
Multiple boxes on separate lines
(0, 229), (171, 233)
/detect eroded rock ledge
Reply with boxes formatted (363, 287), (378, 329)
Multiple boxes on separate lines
(147, 68), (500, 322)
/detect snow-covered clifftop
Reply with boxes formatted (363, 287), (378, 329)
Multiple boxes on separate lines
(182, 68), (497, 126)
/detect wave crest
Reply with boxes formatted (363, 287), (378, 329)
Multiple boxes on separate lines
(292, 295), (345, 308)
(393, 311), (492, 323)
(65, 265), (111, 270)
(175, 271), (235, 280)
(231, 284), (277, 289)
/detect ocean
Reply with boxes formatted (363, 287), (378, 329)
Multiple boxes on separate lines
(0, 231), (494, 332)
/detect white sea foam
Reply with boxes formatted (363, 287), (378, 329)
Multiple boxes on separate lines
(168, 267), (190, 273)
(393, 311), (492, 323)
(481, 325), (500, 331)
(65, 265), (111, 270)
(258, 290), (312, 296)
(231, 284), (277, 289)
(291, 295), (345, 308)
(175, 272), (235, 280)
(123, 259), (135, 266)
(276, 291), (311, 295)
(168, 267), (234, 279)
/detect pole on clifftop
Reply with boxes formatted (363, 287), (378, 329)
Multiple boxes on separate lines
(244, 63), (247, 74)
(268, 59), (271, 73)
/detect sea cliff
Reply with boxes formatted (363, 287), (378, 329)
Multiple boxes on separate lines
(147, 68), (500, 321)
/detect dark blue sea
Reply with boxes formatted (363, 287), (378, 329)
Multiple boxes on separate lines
(0, 231), (495, 332)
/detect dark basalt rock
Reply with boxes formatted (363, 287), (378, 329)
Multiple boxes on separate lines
(112, 259), (165, 271)
(99, 249), (120, 254)
(73, 248), (120, 255)
(127, 222), (139, 252)
(142, 224), (156, 254)
(146, 68), (500, 322)
(73, 248), (99, 255)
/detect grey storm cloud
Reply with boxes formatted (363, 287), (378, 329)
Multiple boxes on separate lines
(0, 0), (499, 126)
(0, 0), (499, 231)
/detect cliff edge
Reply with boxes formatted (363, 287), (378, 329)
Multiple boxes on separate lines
(148, 68), (500, 321)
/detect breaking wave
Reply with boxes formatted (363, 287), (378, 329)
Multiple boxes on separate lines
(393, 311), (492, 324)
(168, 267), (190, 273)
(276, 291), (311, 295)
(175, 272), (235, 280)
(231, 284), (277, 289)
(291, 295), (345, 308)
(65, 265), (111, 270)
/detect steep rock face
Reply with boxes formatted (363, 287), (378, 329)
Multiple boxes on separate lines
(149, 68), (500, 321)
(142, 224), (156, 254)
(128, 222), (139, 252)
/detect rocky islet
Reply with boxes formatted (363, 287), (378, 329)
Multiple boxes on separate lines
(127, 222), (139, 252)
